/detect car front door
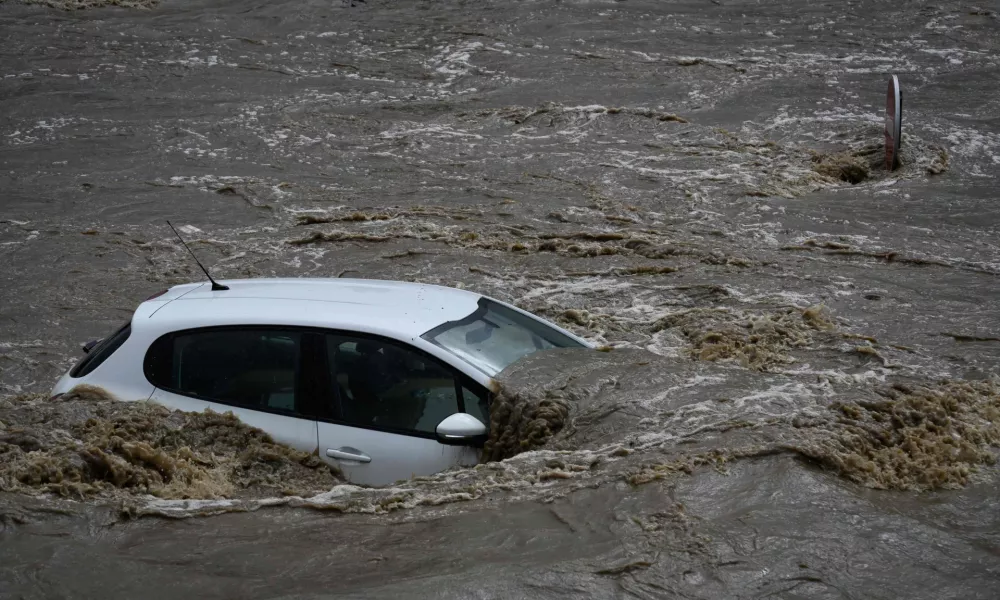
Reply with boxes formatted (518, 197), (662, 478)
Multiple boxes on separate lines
(145, 327), (320, 454)
(316, 333), (485, 486)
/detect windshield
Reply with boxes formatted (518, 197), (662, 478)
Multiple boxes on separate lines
(421, 298), (586, 377)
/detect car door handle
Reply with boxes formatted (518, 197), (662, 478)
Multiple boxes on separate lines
(326, 447), (371, 463)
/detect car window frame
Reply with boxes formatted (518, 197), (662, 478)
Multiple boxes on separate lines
(142, 325), (492, 442)
(70, 320), (132, 378)
(143, 325), (323, 420)
(317, 329), (491, 443)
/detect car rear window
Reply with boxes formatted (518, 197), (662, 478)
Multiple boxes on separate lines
(70, 321), (132, 378)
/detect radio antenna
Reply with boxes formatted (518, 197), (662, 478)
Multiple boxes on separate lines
(166, 220), (229, 291)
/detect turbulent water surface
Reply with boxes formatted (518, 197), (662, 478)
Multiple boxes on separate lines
(2, 0), (1000, 597)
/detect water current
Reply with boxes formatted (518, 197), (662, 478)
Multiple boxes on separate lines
(1, 0), (999, 597)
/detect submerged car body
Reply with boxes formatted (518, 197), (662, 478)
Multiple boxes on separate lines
(51, 278), (591, 486)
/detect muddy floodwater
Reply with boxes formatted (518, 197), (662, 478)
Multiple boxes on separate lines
(2, 0), (1000, 597)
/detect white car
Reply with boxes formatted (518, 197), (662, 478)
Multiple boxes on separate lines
(50, 278), (591, 486)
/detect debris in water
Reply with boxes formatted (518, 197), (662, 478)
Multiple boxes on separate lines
(791, 381), (1000, 490)
(0, 386), (342, 500)
(811, 151), (870, 184)
(288, 231), (392, 245)
(651, 306), (836, 371)
(483, 386), (570, 462)
(926, 146), (950, 175)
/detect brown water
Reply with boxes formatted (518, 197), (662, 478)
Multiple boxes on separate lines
(2, 0), (1000, 597)
(0, 385), (343, 500)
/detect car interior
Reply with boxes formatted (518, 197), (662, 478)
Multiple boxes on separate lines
(328, 337), (458, 433)
(174, 331), (299, 411)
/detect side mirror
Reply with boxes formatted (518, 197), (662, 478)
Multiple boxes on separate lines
(435, 413), (488, 446)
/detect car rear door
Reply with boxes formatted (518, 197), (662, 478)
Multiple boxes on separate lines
(145, 327), (320, 455)
(315, 333), (482, 486)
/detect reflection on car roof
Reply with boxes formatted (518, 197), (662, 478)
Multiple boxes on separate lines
(145, 278), (483, 339)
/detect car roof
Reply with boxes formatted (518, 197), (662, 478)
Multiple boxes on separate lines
(144, 278), (484, 340)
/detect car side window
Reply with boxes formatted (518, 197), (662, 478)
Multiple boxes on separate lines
(146, 329), (301, 413)
(326, 335), (462, 434)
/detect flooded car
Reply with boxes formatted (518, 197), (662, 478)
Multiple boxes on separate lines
(3, 0), (1000, 596)
(50, 278), (591, 485)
